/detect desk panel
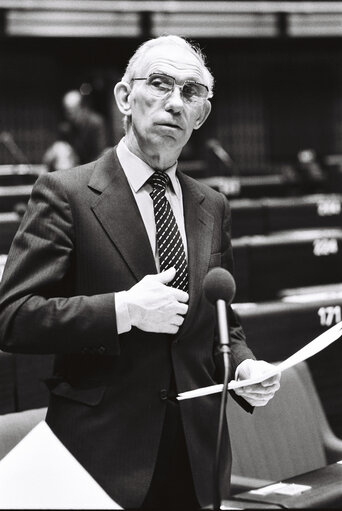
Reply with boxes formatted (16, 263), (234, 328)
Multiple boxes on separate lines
(265, 195), (342, 233)
(0, 185), (32, 212)
(0, 165), (45, 186)
(233, 229), (342, 301)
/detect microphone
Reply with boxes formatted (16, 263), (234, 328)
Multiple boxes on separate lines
(204, 268), (236, 511)
(204, 267), (236, 346)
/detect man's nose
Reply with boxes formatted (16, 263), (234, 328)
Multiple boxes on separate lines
(165, 85), (184, 113)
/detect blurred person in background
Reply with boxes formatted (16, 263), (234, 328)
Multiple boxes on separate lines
(43, 139), (79, 172)
(60, 89), (108, 164)
(0, 35), (280, 510)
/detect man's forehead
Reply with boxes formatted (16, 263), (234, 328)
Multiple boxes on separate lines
(136, 43), (206, 80)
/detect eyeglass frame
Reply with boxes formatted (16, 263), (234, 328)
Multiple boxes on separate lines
(130, 72), (210, 102)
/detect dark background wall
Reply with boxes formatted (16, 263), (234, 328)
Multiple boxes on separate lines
(1, 36), (342, 172)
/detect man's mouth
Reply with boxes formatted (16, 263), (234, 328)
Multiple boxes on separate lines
(157, 122), (182, 130)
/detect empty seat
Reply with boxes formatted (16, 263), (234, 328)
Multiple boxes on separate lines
(233, 295), (342, 436)
(229, 362), (342, 497)
(0, 407), (47, 460)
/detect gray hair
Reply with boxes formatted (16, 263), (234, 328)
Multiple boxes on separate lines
(121, 35), (214, 132)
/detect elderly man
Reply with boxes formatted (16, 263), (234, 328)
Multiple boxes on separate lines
(0, 36), (280, 510)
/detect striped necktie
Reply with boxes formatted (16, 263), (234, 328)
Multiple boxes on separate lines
(149, 171), (189, 292)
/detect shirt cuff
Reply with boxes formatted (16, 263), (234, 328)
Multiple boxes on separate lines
(115, 291), (132, 334)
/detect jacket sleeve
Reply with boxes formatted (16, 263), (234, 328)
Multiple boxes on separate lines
(0, 173), (119, 356)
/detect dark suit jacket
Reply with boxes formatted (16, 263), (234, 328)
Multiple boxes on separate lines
(0, 148), (255, 509)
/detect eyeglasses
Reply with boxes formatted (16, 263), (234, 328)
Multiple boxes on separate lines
(131, 73), (209, 104)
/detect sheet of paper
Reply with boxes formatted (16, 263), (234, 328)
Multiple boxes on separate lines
(249, 482), (311, 496)
(177, 320), (342, 401)
(0, 421), (121, 509)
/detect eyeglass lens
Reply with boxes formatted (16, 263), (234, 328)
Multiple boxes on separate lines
(146, 74), (207, 101)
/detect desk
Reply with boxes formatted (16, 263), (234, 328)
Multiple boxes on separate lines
(232, 228), (342, 301)
(0, 185), (32, 212)
(0, 165), (45, 186)
(229, 194), (342, 238)
(231, 463), (342, 508)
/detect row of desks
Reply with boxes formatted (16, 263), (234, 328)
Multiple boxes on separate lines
(1, 187), (342, 239)
(230, 194), (342, 238)
(1, 218), (342, 303)
(0, 189), (341, 230)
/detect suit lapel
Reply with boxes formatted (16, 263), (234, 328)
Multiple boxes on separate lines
(88, 149), (214, 332)
(89, 149), (157, 282)
(177, 172), (214, 337)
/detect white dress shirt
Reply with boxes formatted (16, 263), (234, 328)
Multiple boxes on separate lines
(115, 138), (188, 334)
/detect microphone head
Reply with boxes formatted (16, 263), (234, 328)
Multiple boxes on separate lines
(203, 267), (236, 305)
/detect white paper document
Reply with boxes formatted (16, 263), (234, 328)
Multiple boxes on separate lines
(250, 482), (311, 496)
(0, 421), (122, 509)
(177, 320), (342, 401)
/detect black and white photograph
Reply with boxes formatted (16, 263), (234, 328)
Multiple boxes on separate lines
(0, 1), (342, 509)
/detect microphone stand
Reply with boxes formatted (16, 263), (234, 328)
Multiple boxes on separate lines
(213, 299), (231, 511)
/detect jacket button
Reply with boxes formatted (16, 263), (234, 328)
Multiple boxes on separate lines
(98, 346), (106, 355)
(160, 389), (168, 400)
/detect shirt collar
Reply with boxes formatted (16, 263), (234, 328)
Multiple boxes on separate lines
(116, 138), (180, 195)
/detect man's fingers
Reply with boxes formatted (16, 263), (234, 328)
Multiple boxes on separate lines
(172, 315), (185, 327)
(174, 302), (189, 315)
(236, 388), (276, 399)
(261, 374), (281, 386)
(235, 382), (280, 397)
(171, 288), (189, 303)
(155, 267), (176, 284)
(151, 270), (189, 303)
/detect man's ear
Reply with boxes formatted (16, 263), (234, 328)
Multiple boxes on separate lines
(194, 100), (212, 130)
(114, 81), (132, 116)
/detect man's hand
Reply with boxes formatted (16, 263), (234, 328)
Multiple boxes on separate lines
(233, 359), (281, 407)
(125, 267), (189, 334)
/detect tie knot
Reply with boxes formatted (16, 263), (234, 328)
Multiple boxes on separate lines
(149, 171), (169, 193)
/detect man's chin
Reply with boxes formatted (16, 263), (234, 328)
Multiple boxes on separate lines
(148, 132), (184, 151)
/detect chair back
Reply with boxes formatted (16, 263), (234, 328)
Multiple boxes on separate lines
(0, 407), (47, 460)
(228, 361), (327, 482)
